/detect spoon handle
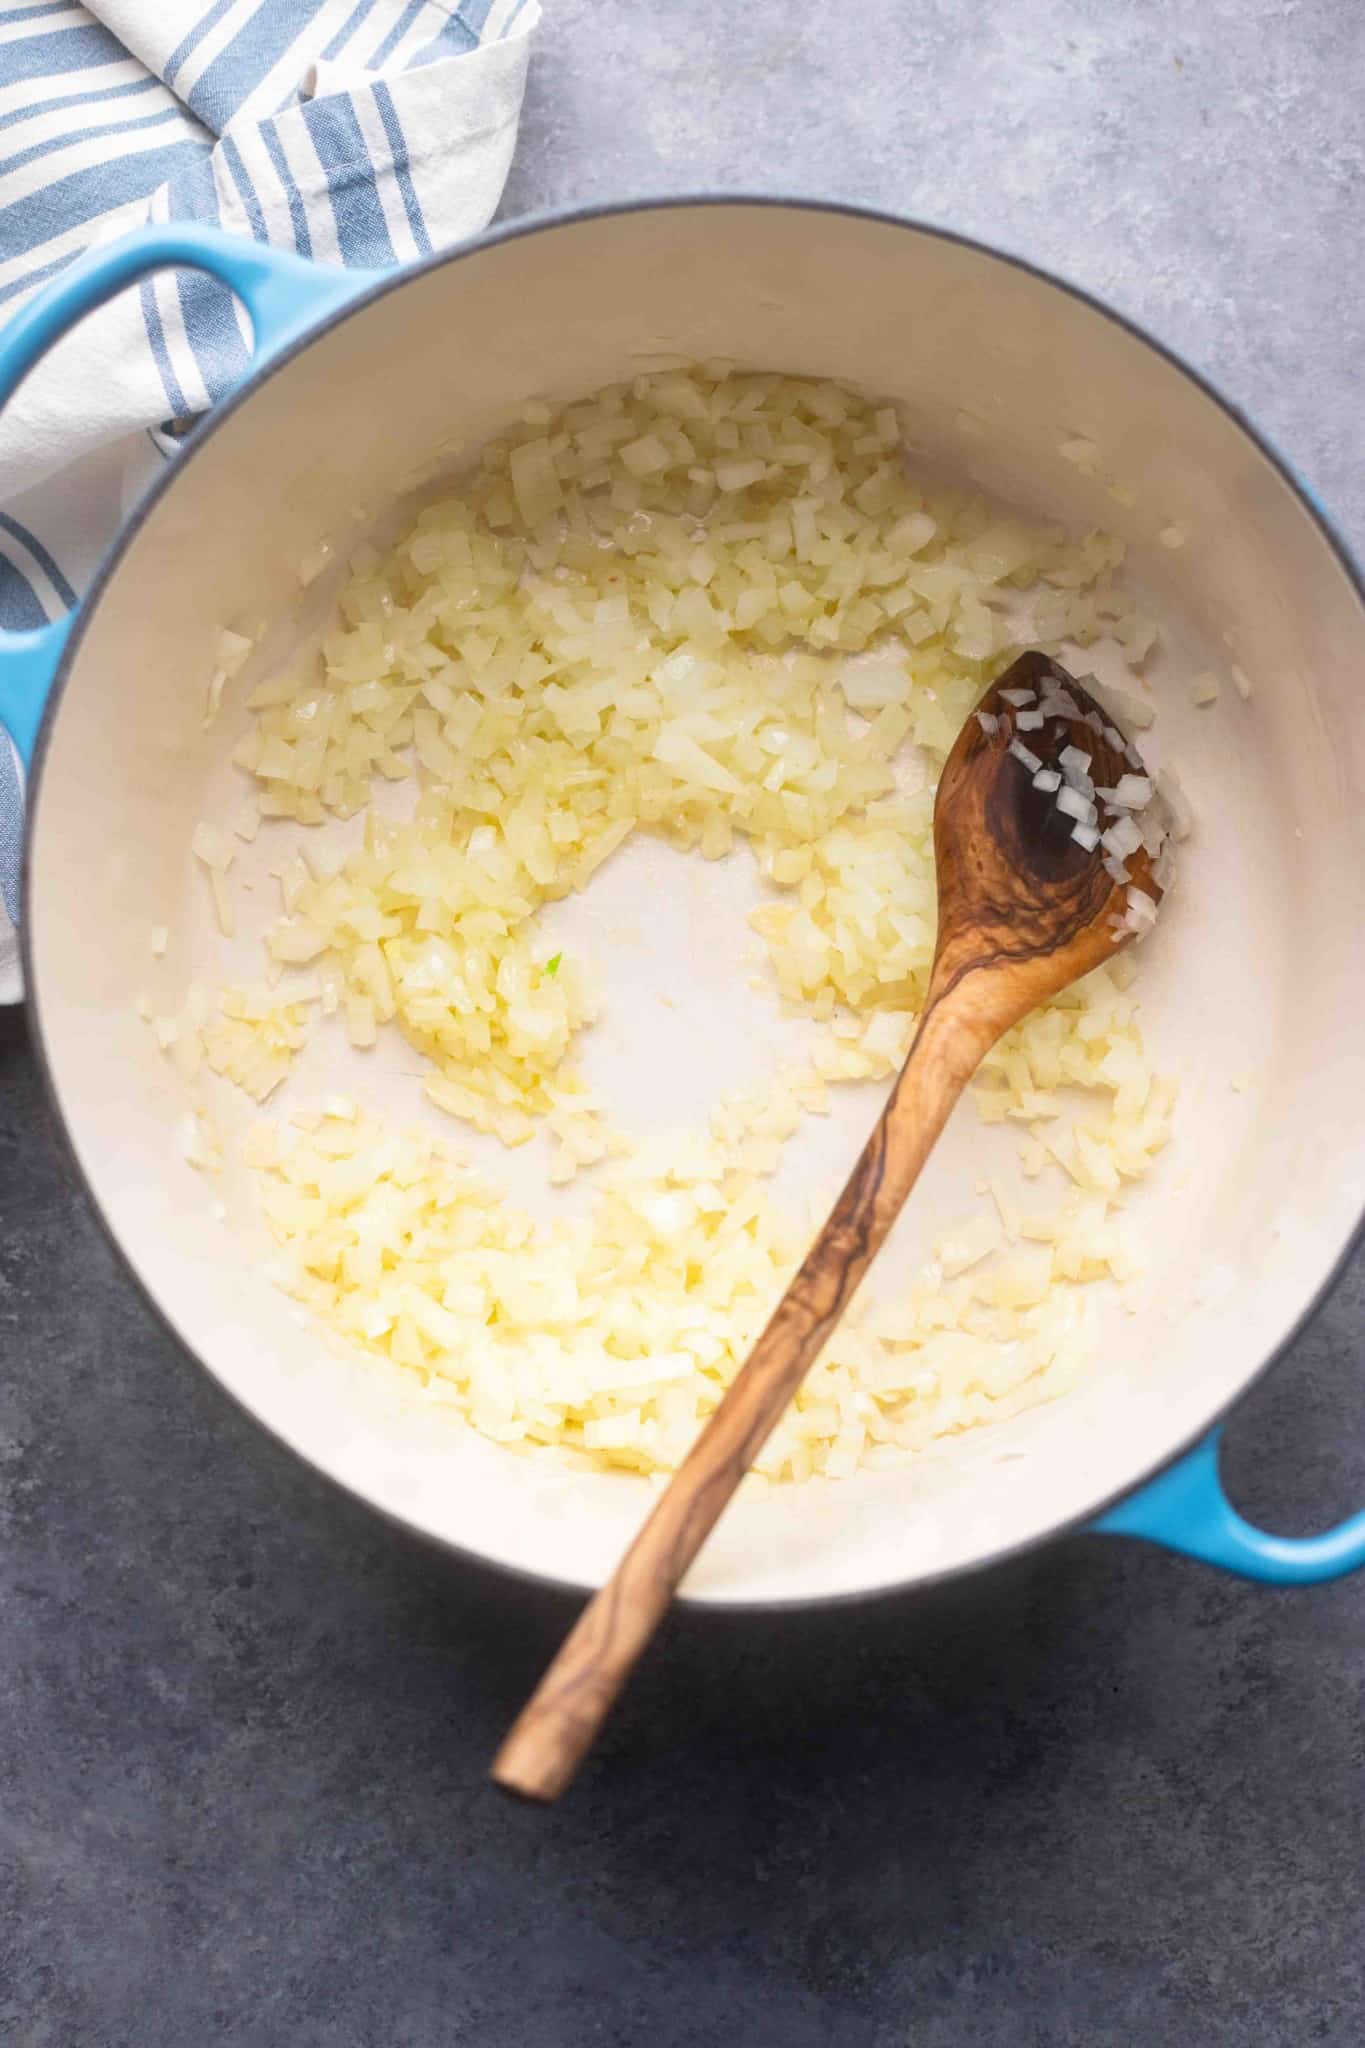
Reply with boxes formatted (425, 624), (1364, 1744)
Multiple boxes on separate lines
(491, 982), (999, 1802)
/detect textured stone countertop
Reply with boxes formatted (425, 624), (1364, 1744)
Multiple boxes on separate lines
(3, 4), (1363, 2043)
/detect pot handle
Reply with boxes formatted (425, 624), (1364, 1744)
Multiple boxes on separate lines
(0, 223), (379, 767)
(1092, 1425), (1365, 1583)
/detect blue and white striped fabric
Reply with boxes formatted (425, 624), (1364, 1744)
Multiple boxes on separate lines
(0, 0), (538, 1000)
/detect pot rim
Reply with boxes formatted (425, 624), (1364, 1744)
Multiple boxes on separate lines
(19, 192), (1365, 1611)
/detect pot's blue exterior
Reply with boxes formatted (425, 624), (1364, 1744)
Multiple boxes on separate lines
(0, 614), (68, 766)
(1094, 1429), (1365, 1582)
(2, 216), (1363, 1592)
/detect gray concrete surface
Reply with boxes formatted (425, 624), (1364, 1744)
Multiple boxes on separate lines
(4, 3), (1364, 2042)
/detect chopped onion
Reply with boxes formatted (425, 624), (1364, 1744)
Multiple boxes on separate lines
(1097, 773), (1153, 810)
(1086, 676), (1156, 733)
(216, 628), (254, 675)
(1156, 766), (1194, 841)
(192, 822), (236, 936)
(203, 669), (227, 730)
(509, 436), (563, 523)
(1138, 808), (1168, 856)
(170, 364), (1180, 1486)
(1056, 784), (1095, 824)
(1102, 815), (1143, 861)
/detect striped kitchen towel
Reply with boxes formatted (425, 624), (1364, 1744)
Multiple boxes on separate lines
(0, 0), (539, 1001)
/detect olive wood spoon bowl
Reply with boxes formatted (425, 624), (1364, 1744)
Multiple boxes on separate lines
(494, 651), (1162, 1802)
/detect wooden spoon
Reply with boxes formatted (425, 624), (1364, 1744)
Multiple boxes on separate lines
(493, 651), (1163, 1802)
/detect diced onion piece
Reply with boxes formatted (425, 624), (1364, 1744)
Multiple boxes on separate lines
(1102, 815), (1143, 861)
(298, 539), (334, 586)
(203, 669), (227, 730)
(1155, 766), (1194, 841)
(192, 822), (236, 934)
(653, 729), (744, 794)
(1138, 807), (1167, 857)
(1055, 784), (1095, 824)
(216, 629), (254, 675)
(1085, 676), (1156, 733)
(192, 822), (234, 871)
(714, 457), (768, 492)
(509, 436), (563, 524)
(209, 873), (234, 935)
(1038, 684), (1081, 721)
(1097, 774), (1153, 810)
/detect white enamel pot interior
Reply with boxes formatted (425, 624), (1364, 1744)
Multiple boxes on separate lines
(22, 201), (1365, 1604)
